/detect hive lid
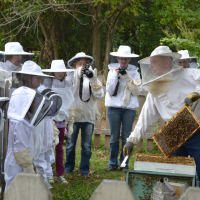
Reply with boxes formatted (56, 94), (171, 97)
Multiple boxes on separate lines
(152, 106), (200, 157)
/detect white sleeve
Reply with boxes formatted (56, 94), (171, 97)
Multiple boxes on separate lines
(13, 122), (31, 151)
(127, 94), (161, 144)
(106, 70), (119, 96)
(91, 82), (104, 100)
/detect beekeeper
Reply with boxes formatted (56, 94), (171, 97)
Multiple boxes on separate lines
(4, 61), (53, 190)
(178, 50), (199, 69)
(123, 46), (200, 180)
(65, 52), (104, 177)
(105, 45), (141, 172)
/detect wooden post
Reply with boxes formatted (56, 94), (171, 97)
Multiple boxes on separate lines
(94, 75), (103, 147)
(104, 107), (110, 149)
(136, 92), (147, 151)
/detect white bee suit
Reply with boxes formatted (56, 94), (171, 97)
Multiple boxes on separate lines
(52, 78), (74, 123)
(72, 67), (104, 124)
(105, 63), (141, 109)
(4, 87), (35, 191)
(127, 68), (200, 144)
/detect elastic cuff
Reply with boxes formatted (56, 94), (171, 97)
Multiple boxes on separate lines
(90, 79), (102, 91)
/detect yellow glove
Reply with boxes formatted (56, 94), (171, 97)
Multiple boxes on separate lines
(123, 142), (134, 157)
(184, 92), (200, 106)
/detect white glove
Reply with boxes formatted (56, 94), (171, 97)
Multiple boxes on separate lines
(53, 121), (60, 148)
(52, 135), (59, 148)
(77, 66), (83, 78)
(88, 68), (98, 84)
(14, 149), (35, 173)
(67, 123), (73, 138)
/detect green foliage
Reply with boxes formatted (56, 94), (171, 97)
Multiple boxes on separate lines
(161, 20), (200, 61)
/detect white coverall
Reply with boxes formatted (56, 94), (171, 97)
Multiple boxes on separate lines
(127, 67), (200, 144)
(4, 87), (35, 191)
(33, 76), (74, 182)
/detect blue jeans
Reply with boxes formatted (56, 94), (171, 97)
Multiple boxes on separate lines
(172, 129), (200, 181)
(107, 107), (136, 168)
(65, 122), (94, 175)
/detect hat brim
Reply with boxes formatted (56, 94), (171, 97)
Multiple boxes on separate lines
(12, 71), (54, 77)
(110, 52), (139, 57)
(4, 52), (34, 55)
(68, 55), (94, 68)
(42, 69), (76, 72)
(180, 57), (198, 60)
(139, 53), (182, 64)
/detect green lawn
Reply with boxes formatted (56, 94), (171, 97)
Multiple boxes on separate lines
(51, 135), (160, 199)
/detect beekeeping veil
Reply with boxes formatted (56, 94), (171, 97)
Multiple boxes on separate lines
(139, 46), (182, 97)
(7, 86), (53, 127)
(109, 45), (139, 70)
(0, 97), (9, 132)
(10, 60), (53, 95)
(38, 88), (62, 117)
(1, 42), (34, 63)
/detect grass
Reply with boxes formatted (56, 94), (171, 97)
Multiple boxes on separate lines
(51, 135), (161, 199)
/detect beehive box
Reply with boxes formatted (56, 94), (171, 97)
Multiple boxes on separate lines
(134, 154), (196, 176)
(152, 106), (200, 157)
(126, 170), (195, 200)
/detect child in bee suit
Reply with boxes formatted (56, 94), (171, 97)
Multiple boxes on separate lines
(123, 46), (200, 183)
(65, 52), (104, 177)
(33, 85), (62, 189)
(42, 59), (75, 183)
(4, 61), (53, 191)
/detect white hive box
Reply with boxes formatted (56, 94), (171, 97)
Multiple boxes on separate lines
(134, 154), (196, 176)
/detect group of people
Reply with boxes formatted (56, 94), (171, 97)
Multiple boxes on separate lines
(0, 42), (104, 190)
(0, 41), (200, 191)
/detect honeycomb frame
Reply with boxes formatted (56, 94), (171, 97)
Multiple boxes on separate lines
(152, 106), (200, 157)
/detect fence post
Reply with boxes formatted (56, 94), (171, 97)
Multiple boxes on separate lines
(94, 75), (103, 147)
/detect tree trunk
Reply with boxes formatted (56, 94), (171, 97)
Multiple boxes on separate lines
(103, 29), (114, 83)
(89, 2), (102, 72)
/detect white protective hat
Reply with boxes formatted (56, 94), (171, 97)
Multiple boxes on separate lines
(68, 52), (94, 68)
(139, 46), (182, 97)
(14, 61), (53, 77)
(110, 45), (139, 57)
(139, 46), (181, 64)
(3, 42), (34, 55)
(42, 60), (75, 72)
(178, 50), (198, 59)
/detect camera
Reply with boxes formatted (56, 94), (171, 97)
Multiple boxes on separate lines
(83, 65), (93, 78)
(119, 66), (126, 75)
